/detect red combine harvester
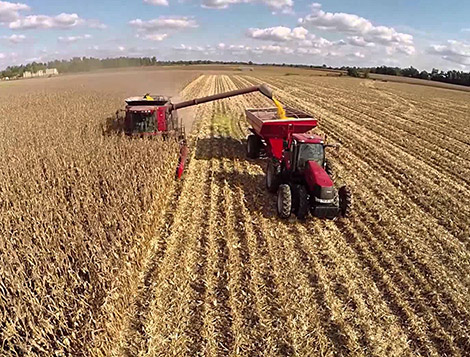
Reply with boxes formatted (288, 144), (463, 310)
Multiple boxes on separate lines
(245, 107), (352, 220)
(121, 85), (273, 178)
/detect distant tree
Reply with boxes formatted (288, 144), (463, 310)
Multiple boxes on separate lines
(401, 66), (420, 78)
(347, 67), (360, 77)
(419, 70), (429, 80)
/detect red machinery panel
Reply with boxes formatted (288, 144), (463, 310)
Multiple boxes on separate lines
(157, 107), (167, 132)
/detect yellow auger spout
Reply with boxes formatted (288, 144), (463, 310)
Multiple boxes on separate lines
(273, 97), (288, 119)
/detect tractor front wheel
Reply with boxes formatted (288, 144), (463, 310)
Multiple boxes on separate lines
(266, 160), (281, 193)
(247, 134), (261, 159)
(277, 184), (292, 219)
(338, 185), (352, 217)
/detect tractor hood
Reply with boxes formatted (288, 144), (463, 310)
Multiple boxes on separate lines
(305, 161), (333, 188)
(305, 161), (335, 201)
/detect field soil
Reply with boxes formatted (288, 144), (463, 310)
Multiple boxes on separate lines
(1, 67), (470, 356)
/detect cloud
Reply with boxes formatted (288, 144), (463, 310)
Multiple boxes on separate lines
(252, 44), (294, 54)
(174, 42), (295, 56)
(247, 25), (334, 51)
(298, 35), (332, 48)
(0, 1), (30, 23)
(144, 0), (169, 5)
(201, 0), (293, 12)
(9, 13), (92, 29)
(2, 33), (25, 43)
(427, 40), (470, 66)
(299, 3), (415, 55)
(86, 19), (107, 29)
(353, 51), (365, 58)
(461, 28), (470, 32)
(58, 34), (92, 43)
(247, 26), (308, 41)
(129, 16), (198, 31)
(347, 36), (375, 47)
(174, 44), (206, 52)
(137, 33), (168, 41)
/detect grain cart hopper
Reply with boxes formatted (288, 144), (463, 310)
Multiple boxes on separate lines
(120, 84), (274, 178)
(245, 107), (352, 220)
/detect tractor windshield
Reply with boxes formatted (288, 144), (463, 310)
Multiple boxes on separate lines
(297, 143), (324, 169)
(131, 112), (155, 132)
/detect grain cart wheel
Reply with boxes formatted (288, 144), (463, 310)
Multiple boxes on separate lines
(292, 184), (309, 220)
(325, 159), (336, 182)
(338, 186), (352, 217)
(247, 134), (261, 159)
(277, 184), (292, 219)
(266, 160), (281, 193)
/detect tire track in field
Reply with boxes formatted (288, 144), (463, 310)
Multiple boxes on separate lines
(123, 182), (181, 355)
(219, 76), (296, 355)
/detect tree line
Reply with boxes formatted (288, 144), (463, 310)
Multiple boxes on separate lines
(0, 57), (256, 79)
(2, 56), (470, 88)
(346, 65), (470, 87)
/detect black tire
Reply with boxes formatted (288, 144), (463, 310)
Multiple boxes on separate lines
(247, 134), (260, 159)
(277, 184), (292, 219)
(325, 159), (336, 182)
(266, 160), (281, 193)
(338, 186), (352, 217)
(292, 184), (309, 220)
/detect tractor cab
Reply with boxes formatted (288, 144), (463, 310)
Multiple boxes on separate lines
(289, 133), (325, 172)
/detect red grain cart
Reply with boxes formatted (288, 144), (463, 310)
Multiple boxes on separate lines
(245, 107), (351, 219)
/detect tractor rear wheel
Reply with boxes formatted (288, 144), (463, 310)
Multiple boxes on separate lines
(247, 134), (261, 159)
(338, 185), (352, 217)
(277, 184), (292, 219)
(266, 160), (281, 193)
(292, 184), (309, 220)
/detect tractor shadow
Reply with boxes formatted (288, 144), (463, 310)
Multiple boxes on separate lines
(215, 169), (279, 219)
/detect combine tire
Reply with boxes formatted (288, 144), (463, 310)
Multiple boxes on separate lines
(338, 185), (352, 217)
(247, 134), (261, 159)
(292, 184), (309, 220)
(266, 161), (281, 193)
(325, 159), (336, 182)
(277, 184), (292, 219)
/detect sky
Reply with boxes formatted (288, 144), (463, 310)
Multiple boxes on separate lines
(0, 0), (470, 71)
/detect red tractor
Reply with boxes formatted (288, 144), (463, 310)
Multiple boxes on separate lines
(245, 107), (351, 220)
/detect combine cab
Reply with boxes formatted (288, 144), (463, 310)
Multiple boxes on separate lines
(123, 95), (185, 139)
